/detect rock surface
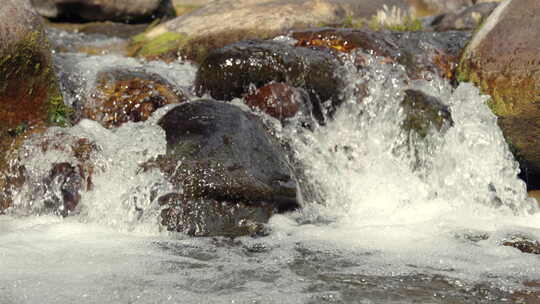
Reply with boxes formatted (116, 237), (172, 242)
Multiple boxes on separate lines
(195, 40), (345, 123)
(153, 100), (298, 236)
(30, 0), (175, 23)
(131, 0), (412, 61)
(292, 28), (471, 80)
(458, 0), (540, 187)
(0, 0), (63, 212)
(82, 68), (187, 128)
(432, 2), (499, 31)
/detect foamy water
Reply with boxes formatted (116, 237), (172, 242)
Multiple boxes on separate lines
(1, 51), (540, 303)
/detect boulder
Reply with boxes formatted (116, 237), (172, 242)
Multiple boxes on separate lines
(432, 2), (499, 31)
(195, 40), (345, 122)
(151, 100), (298, 236)
(292, 28), (471, 81)
(30, 0), (175, 23)
(458, 0), (540, 187)
(130, 0), (412, 61)
(0, 0), (64, 212)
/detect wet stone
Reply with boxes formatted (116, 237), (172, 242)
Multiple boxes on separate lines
(502, 236), (540, 255)
(80, 68), (188, 128)
(243, 82), (313, 122)
(401, 89), (453, 138)
(291, 28), (472, 81)
(195, 40), (346, 123)
(152, 100), (298, 237)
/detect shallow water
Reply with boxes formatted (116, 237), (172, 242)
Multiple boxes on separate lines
(2, 35), (540, 303)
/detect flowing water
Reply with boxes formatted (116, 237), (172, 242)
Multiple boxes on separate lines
(1, 32), (540, 303)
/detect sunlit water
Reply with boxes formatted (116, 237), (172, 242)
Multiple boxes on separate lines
(1, 45), (540, 303)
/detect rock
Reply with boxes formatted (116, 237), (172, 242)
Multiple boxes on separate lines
(292, 28), (471, 80)
(52, 54), (192, 128)
(131, 0), (412, 61)
(195, 40), (345, 122)
(407, 0), (475, 16)
(401, 89), (453, 138)
(5, 131), (98, 216)
(151, 100), (298, 236)
(30, 0), (176, 23)
(0, 0), (64, 213)
(82, 68), (188, 128)
(432, 2), (499, 31)
(244, 83), (313, 122)
(502, 236), (540, 255)
(458, 0), (540, 188)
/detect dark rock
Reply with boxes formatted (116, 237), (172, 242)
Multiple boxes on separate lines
(401, 89), (453, 138)
(292, 28), (471, 81)
(458, 0), (540, 189)
(195, 40), (346, 122)
(243, 82), (313, 122)
(151, 100), (298, 236)
(41, 162), (85, 216)
(432, 2), (499, 31)
(30, 0), (176, 23)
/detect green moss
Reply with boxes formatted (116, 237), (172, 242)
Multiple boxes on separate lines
(132, 31), (189, 58)
(47, 93), (72, 127)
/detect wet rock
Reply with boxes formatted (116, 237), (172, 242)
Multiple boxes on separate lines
(502, 236), (540, 255)
(292, 28), (471, 81)
(151, 100), (298, 236)
(244, 83), (313, 122)
(6, 131), (98, 216)
(195, 40), (345, 122)
(401, 89), (453, 138)
(30, 0), (175, 23)
(458, 0), (540, 187)
(0, 0), (64, 212)
(132, 0), (411, 62)
(432, 2), (499, 31)
(81, 68), (188, 128)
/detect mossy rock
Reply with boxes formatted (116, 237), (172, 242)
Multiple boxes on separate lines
(0, 0), (67, 212)
(457, 0), (540, 187)
(401, 89), (453, 138)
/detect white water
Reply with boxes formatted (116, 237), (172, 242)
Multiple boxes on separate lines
(1, 52), (540, 303)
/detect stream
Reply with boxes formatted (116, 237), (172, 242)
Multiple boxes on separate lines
(1, 28), (540, 304)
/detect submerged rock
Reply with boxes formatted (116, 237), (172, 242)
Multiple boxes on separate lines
(151, 100), (298, 236)
(458, 0), (540, 188)
(401, 89), (453, 138)
(30, 0), (175, 23)
(502, 236), (540, 255)
(0, 0), (64, 212)
(6, 131), (98, 216)
(195, 40), (345, 122)
(292, 28), (471, 81)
